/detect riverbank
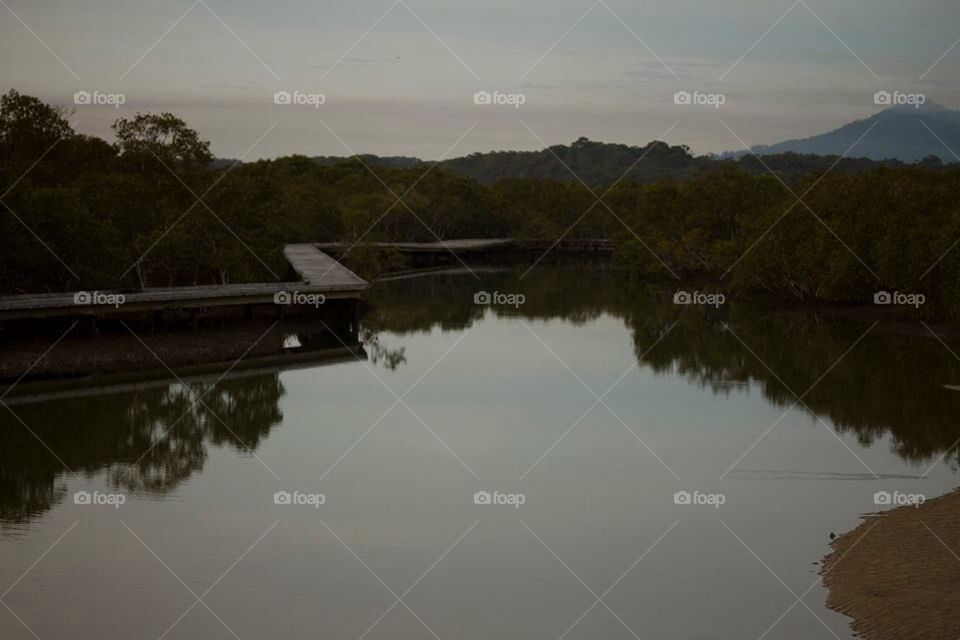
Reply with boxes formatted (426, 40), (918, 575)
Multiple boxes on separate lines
(821, 487), (960, 640)
(3, 263), (960, 386)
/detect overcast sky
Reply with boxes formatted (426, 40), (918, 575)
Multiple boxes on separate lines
(2, 0), (959, 159)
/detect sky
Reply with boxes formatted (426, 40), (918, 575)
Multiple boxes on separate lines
(2, 0), (959, 160)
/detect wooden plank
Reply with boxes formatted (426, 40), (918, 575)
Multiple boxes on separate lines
(0, 245), (369, 320)
(316, 239), (515, 253)
(284, 244), (369, 287)
(315, 238), (612, 253)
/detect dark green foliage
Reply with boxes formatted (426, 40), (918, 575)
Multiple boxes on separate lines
(1, 91), (959, 320)
(308, 138), (912, 187)
(439, 137), (707, 185)
(0, 92), (511, 292)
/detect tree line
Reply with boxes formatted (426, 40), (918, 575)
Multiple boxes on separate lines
(434, 135), (923, 186)
(1, 90), (959, 319)
(308, 136), (921, 186)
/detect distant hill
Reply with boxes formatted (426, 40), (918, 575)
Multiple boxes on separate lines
(307, 138), (710, 184)
(312, 154), (422, 169)
(437, 137), (708, 185)
(434, 137), (915, 186)
(298, 137), (904, 186)
(730, 102), (960, 163)
(214, 109), (958, 186)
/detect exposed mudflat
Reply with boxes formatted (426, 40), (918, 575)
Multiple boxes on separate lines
(821, 487), (960, 640)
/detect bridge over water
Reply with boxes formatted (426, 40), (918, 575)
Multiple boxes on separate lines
(317, 238), (611, 255)
(0, 244), (368, 321)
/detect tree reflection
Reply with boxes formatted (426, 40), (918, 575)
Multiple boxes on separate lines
(0, 371), (284, 530)
(363, 264), (960, 467)
(4, 265), (959, 531)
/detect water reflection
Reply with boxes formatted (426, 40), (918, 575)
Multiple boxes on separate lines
(0, 324), (366, 532)
(363, 264), (960, 467)
(0, 372), (285, 530)
(2, 264), (958, 532)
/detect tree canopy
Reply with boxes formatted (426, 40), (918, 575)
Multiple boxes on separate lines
(1, 90), (959, 320)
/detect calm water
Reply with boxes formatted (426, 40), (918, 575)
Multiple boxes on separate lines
(2, 264), (958, 640)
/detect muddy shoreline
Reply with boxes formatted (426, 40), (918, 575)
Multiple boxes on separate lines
(821, 487), (960, 640)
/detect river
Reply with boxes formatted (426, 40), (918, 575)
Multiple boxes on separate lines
(1, 263), (957, 640)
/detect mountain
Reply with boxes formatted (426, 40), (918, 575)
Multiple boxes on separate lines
(734, 102), (960, 163)
(217, 107), (959, 187)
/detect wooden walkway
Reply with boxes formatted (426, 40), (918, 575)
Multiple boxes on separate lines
(317, 238), (611, 254)
(0, 244), (369, 320)
(284, 243), (369, 287)
(316, 238), (515, 254)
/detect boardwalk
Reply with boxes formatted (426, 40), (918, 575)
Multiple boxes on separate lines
(317, 238), (611, 255)
(0, 244), (369, 321)
(284, 243), (369, 287)
(317, 239), (516, 254)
